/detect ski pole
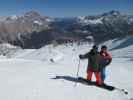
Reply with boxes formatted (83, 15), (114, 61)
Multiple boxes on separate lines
(76, 59), (80, 78)
(74, 58), (80, 87)
(115, 87), (128, 95)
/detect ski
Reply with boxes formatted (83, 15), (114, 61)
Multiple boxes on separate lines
(77, 77), (115, 91)
(77, 77), (128, 95)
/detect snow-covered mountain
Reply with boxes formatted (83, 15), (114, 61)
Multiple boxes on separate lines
(0, 11), (53, 45)
(0, 10), (133, 49)
(74, 10), (133, 42)
(0, 36), (133, 100)
(51, 10), (133, 46)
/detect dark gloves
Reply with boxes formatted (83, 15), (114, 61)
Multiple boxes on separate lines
(79, 54), (83, 59)
(106, 59), (112, 66)
(79, 53), (89, 59)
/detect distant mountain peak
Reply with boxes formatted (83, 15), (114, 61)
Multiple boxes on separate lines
(10, 15), (18, 20)
(109, 10), (120, 15)
(24, 11), (41, 17)
(102, 10), (121, 16)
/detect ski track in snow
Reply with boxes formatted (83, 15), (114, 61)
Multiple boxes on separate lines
(0, 42), (133, 100)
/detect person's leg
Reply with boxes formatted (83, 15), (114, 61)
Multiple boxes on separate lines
(94, 72), (103, 85)
(101, 68), (106, 82)
(87, 68), (93, 81)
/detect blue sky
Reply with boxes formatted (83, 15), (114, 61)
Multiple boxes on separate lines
(0, 0), (133, 17)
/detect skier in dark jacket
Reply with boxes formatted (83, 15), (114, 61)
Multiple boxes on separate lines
(99, 45), (112, 82)
(79, 45), (103, 85)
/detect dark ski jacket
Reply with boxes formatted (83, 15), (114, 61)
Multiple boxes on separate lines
(79, 49), (101, 72)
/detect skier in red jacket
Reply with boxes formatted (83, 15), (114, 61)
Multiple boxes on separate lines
(100, 45), (112, 83)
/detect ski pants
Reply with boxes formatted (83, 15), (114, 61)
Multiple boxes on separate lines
(87, 67), (103, 85)
(101, 68), (106, 82)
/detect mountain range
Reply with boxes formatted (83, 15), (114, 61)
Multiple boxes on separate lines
(0, 10), (133, 48)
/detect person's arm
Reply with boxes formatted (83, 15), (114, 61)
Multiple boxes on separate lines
(79, 52), (90, 59)
(105, 52), (112, 65)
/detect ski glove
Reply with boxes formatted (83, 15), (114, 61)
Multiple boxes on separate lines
(106, 59), (112, 66)
(79, 55), (83, 59)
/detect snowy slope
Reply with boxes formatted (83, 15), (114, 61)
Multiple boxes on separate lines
(77, 16), (103, 25)
(0, 39), (133, 100)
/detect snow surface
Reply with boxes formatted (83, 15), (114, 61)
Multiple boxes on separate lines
(0, 39), (133, 100)
(0, 17), (7, 22)
(45, 18), (54, 22)
(77, 17), (103, 25)
(129, 18), (133, 23)
(34, 20), (43, 25)
(10, 15), (18, 20)
(86, 18), (103, 24)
